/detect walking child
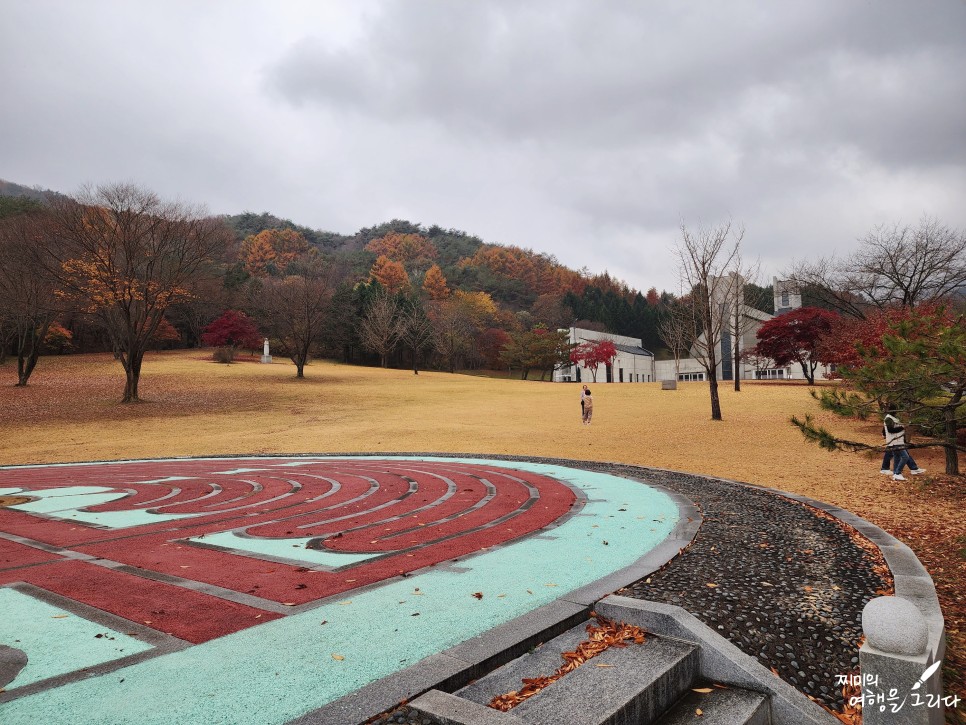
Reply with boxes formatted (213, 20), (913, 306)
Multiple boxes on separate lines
(582, 388), (594, 425)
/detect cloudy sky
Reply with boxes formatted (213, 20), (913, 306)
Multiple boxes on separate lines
(2, 0), (964, 292)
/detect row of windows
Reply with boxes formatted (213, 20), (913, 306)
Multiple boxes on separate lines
(677, 372), (705, 382)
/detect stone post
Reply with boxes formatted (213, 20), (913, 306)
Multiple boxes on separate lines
(859, 596), (946, 724)
(261, 338), (272, 364)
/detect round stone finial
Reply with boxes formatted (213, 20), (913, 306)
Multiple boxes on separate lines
(862, 596), (929, 656)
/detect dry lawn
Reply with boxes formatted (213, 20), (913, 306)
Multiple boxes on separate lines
(1, 350), (963, 698)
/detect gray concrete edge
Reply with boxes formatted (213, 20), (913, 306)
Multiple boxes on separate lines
(595, 595), (838, 725)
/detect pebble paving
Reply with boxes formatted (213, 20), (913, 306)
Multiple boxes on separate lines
(609, 464), (889, 712)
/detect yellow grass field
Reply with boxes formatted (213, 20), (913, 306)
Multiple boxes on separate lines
(1, 350), (963, 698)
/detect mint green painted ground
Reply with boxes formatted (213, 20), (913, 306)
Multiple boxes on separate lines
(2, 457), (677, 725)
(0, 588), (153, 688)
(187, 531), (379, 567)
(3, 485), (197, 528)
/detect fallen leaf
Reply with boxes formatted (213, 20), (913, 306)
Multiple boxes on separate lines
(706, 583), (718, 588)
(320, 620), (327, 625)
(545, 583), (558, 587)
(695, 708), (704, 716)
(282, 602), (297, 606)
(51, 614), (69, 619)
(472, 592), (484, 599)
(692, 687), (713, 693)
(338, 600), (352, 606)
(595, 663), (615, 668)
(331, 654), (344, 661)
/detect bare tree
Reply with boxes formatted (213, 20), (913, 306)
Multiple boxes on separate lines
(675, 221), (743, 420)
(46, 183), (232, 402)
(430, 299), (474, 373)
(399, 297), (435, 374)
(261, 272), (332, 378)
(657, 299), (693, 378)
(787, 216), (966, 318)
(724, 255), (762, 392)
(359, 294), (404, 368)
(0, 208), (63, 386)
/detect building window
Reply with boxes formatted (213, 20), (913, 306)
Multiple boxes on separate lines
(678, 372), (706, 382)
(781, 291), (789, 307)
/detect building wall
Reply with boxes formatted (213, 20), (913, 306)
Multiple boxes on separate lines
(554, 327), (655, 383)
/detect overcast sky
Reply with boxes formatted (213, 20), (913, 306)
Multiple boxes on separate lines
(2, 0), (964, 292)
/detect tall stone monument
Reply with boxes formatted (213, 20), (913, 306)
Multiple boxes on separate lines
(261, 338), (272, 364)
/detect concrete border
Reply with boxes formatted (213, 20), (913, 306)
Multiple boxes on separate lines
(593, 596), (837, 725)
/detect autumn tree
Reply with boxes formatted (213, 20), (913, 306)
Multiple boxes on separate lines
(429, 290), (498, 372)
(752, 307), (838, 384)
(47, 183), (232, 402)
(202, 309), (262, 362)
(242, 228), (310, 276)
(365, 232), (437, 274)
(531, 292), (571, 330)
(243, 234), (277, 277)
(500, 327), (572, 381)
(422, 263), (450, 300)
(260, 272), (332, 378)
(675, 222), (743, 420)
(0, 204), (63, 386)
(570, 339), (618, 383)
(150, 317), (182, 349)
(793, 306), (966, 474)
(370, 255), (410, 294)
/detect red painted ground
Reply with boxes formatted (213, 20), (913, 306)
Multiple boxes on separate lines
(0, 458), (577, 643)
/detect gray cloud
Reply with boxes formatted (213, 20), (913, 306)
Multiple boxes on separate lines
(1, 0), (964, 293)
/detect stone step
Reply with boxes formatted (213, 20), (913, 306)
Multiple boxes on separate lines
(654, 685), (770, 725)
(456, 622), (699, 725)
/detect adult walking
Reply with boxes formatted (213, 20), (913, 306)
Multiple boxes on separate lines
(580, 384), (589, 419)
(882, 406), (925, 481)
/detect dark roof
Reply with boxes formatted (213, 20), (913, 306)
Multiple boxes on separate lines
(614, 344), (653, 357)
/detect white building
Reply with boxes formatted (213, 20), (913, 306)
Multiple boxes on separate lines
(556, 277), (827, 384)
(553, 327), (656, 384)
(654, 275), (826, 382)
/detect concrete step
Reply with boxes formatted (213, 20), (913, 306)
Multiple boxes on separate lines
(654, 684), (770, 725)
(456, 622), (699, 725)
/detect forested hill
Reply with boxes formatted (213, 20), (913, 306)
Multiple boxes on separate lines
(0, 179), (71, 204)
(0, 178), (675, 351)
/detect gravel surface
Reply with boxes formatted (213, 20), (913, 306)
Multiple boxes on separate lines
(607, 463), (890, 711)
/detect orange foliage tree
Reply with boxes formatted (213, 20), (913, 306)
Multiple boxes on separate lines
(370, 255), (410, 294)
(422, 264), (450, 300)
(48, 183), (232, 402)
(242, 229), (309, 276)
(365, 232), (437, 272)
(460, 244), (586, 297)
